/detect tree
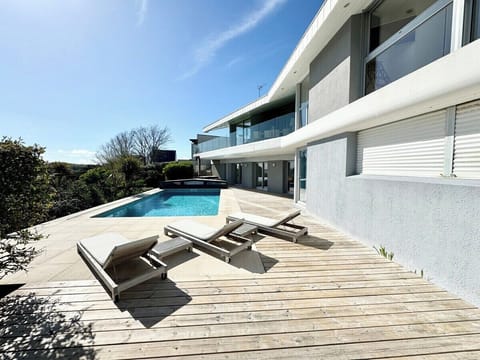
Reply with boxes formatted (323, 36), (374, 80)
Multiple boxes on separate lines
(132, 125), (172, 164)
(96, 131), (135, 164)
(96, 125), (171, 165)
(0, 138), (52, 238)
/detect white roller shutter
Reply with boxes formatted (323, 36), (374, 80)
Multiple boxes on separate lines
(453, 100), (480, 178)
(357, 110), (446, 177)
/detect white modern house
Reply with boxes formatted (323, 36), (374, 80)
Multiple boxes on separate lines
(192, 0), (480, 306)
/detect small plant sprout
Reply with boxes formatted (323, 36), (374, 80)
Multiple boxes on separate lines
(373, 245), (394, 261)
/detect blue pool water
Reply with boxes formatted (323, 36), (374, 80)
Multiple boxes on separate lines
(94, 189), (220, 217)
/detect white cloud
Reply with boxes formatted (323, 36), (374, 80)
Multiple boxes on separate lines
(136, 0), (148, 26)
(179, 0), (287, 79)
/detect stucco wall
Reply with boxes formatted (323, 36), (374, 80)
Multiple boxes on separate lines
(306, 134), (480, 307)
(309, 16), (363, 122)
(267, 161), (285, 194)
(241, 164), (254, 188)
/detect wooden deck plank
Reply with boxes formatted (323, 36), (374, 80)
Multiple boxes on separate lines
(4, 334), (480, 360)
(2, 190), (479, 359)
(13, 277), (430, 298)
(4, 284), (445, 306)
(4, 317), (480, 352)
(9, 322), (480, 358)
(4, 307), (480, 338)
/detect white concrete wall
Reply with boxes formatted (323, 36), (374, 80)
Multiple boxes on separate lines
(306, 133), (480, 307)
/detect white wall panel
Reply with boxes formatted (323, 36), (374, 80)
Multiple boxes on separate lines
(357, 110), (446, 176)
(453, 100), (480, 178)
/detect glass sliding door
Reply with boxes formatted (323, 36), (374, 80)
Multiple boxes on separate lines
(234, 163), (242, 185)
(288, 160), (295, 194)
(298, 149), (307, 202)
(255, 162), (268, 190)
(256, 162), (264, 189)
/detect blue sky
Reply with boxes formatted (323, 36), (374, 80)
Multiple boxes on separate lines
(0, 0), (323, 163)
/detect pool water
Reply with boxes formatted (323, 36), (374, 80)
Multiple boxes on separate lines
(94, 189), (220, 217)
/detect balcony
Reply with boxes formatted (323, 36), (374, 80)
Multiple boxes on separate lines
(195, 112), (295, 155)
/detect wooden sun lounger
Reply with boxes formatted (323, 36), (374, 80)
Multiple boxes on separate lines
(226, 210), (307, 242)
(77, 233), (170, 301)
(164, 219), (252, 263)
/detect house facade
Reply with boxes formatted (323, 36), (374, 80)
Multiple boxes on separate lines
(193, 0), (480, 306)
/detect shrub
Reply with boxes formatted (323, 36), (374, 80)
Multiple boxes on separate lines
(142, 163), (166, 187)
(0, 138), (52, 238)
(163, 161), (194, 180)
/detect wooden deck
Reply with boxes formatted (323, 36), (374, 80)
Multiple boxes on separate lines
(2, 190), (480, 359)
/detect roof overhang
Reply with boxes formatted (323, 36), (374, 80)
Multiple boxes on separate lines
(203, 0), (374, 133)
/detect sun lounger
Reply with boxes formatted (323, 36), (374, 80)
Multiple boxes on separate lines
(226, 210), (307, 242)
(164, 219), (252, 263)
(77, 233), (167, 301)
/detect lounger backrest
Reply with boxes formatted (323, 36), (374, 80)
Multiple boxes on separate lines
(272, 210), (302, 227)
(103, 235), (158, 269)
(209, 219), (244, 240)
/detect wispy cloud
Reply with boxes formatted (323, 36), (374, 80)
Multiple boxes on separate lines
(136, 0), (148, 26)
(225, 56), (245, 69)
(179, 0), (287, 80)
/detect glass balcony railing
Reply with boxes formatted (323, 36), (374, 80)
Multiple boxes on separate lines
(196, 136), (230, 153)
(194, 112), (295, 154)
(243, 112), (295, 144)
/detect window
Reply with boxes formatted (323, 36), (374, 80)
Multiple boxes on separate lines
(356, 99), (480, 179)
(369, 0), (437, 52)
(256, 162), (268, 190)
(365, 0), (453, 94)
(287, 160), (295, 194)
(298, 150), (307, 202)
(298, 76), (309, 128)
(464, 0), (480, 43)
(473, 0), (480, 40)
(234, 163), (242, 184)
(357, 110), (446, 177)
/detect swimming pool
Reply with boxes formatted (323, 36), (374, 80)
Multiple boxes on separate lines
(94, 189), (220, 217)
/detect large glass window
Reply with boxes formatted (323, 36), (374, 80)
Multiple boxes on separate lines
(465, 0), (480, 43)
(369, 0), (437, 52)
(365, 0), (453, 94)
(298, 150), (307, 202)
(473, 0), (480, 40)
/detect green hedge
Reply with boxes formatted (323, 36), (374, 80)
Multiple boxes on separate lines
(162, 161), (193, 180)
